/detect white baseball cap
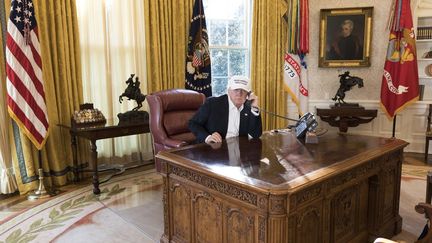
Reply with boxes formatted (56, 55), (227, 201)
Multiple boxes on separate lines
(227, 75), (251, 92)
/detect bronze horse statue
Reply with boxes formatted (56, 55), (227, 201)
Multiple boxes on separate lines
(332, 71), (363, 104)
(119, 74), (146, 111)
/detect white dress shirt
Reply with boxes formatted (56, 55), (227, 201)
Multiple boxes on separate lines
(226, 97), (243, 138)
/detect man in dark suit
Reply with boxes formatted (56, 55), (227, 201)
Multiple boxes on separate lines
(189, 76), (262, 144)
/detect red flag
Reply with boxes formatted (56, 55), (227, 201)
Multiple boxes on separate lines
(380, 0), (419, 119)
(6, 0), (49, 150)
(299, 0), (309, 54)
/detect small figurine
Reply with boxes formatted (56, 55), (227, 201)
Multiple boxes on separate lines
(332, 71), (364, 104)
(118, 74), (149, 124)
(119, 74), (146, 111)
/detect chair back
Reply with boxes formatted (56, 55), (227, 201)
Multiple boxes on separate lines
(147, 89), (205, 170)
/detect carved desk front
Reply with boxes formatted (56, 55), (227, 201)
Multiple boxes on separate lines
(157, 132), (408, 243)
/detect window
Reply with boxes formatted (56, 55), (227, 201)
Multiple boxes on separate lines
(76, 0), (152, 162)
(203, 0), (252, 96)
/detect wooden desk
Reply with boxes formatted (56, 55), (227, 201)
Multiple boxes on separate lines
(69, 120), (150, 194)
(157, 132), (408, 243)
(316, 105), (377, 132)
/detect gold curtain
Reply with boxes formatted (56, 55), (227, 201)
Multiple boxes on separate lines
(76, 0), (153, 164)
(6, 0), (83, 194)
(0, 2), (17, 194)
(144, 0), (194, 93)
(251, 0), (287, 131)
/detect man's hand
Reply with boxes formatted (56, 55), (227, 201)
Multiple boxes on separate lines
(209, 142), (222, 150)
(205, 132), (222, 144)
(248, 92), (259, 109)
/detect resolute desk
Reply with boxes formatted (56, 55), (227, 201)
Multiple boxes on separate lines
(157, 132), (407, 243)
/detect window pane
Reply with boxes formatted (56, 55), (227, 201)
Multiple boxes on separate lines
(211, 49), (228, 77)
(229, 50), (246, 76)
(228, 20), (244, 46)
(209, 20), (226, 46)
(212, 77), (228, 96)
(204, 0), (244, 20)
(204, 0), (250, 96)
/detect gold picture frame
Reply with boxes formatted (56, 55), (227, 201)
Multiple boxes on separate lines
(319, 7), (373, 68)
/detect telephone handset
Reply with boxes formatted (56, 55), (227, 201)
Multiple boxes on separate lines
(242, 94), (318, 138)
(294, 112), (318, 138)
(244, 91), (253, 107)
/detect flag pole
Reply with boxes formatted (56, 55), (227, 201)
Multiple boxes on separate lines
(28, 147), (57, 200)
(392, 116), (396, 138)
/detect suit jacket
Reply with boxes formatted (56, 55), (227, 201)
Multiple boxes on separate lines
(188, 94), (262, 143)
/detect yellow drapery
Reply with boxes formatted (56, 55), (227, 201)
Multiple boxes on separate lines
(0, 1), (17, 194)
(5, 0), (83, 194)
(76, 0), (153, 164)
(144, 0), (194, 93)
(251, 0), (288, 131)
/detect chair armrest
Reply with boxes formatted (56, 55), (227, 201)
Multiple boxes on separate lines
(415, 203), (432, 243)
(162, 137), (188, 148)
(415, 202), (432, 220)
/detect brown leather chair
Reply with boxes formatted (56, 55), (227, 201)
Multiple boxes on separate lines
(147, 89), (206, 171)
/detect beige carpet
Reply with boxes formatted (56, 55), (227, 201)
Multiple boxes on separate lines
(395, 164), (432, 242)
(0, 169), (163, 243)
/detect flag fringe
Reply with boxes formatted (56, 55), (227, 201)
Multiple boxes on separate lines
(7, 107), (49, 150)
(283, 84), (303, 116)
(380, 95), (419, 120)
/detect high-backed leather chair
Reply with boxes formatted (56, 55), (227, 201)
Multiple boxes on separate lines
(147, 89), (206, 171)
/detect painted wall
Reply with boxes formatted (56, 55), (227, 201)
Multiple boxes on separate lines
(307, 0), (418, 102)
(294, 0), (431, 154)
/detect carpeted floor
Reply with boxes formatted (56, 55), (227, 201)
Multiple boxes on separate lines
(0, 163), (431, 243)
(394, 163), (432, 242)
(0, 169), (163, 243)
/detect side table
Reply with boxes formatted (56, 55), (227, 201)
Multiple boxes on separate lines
(316, 104), (377, 132)
(62, 120), (151, 194)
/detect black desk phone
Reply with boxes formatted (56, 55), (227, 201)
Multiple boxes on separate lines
(294, 112), (318, 138)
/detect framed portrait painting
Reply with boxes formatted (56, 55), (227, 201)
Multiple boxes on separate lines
(319, 7), (373, 68)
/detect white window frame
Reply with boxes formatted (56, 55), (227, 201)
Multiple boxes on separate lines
(204, 0), (253, 95)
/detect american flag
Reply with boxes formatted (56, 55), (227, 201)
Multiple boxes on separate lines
(6, 0), (49, 150)
(192, 51), (202, 67)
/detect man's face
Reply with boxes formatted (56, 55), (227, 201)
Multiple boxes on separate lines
(228, 88), (248, 108)
(342, 24), (352, 37)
